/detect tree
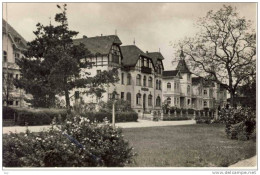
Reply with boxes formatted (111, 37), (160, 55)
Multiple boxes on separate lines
(15, 4), (119, 108)
(176, 5), (256, 106)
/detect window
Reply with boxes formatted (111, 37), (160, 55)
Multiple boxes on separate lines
(136, 93), (141, 105)
(148, 95), (153, 106)
(156, 96), (161, 106)
(148, 77), (153, 87)
(187, 99), (190, 105)
(167, 83), (171, 91)
(167, 97), (171, 105)
(15, 74), (19, 79)
(204, 90), (207, 95)
(143, 76), (147, 87)
(127, 73), (131, 85)
(127, 92), (131, 104)
(112, 51), (119, 64)
(136, 74), (141, 86)
(3, 51), (7, 62)
(203, 101), (208, 107)
(121, 73), (124, 84)
(75, 91), (80, 100)
(121, 92), (124, 99)
(9, 101), (13, 106)
(15, 53), (20, 63)
(97, 70), (101, 74)
(156, 80), (159, 89)
(174, 98), (177, 105)
(16, 101), (19, 106)
(187, 74), (190, 81)
(159, 80), (162, 90)
(174, 83), (177, 90)
(187, 85), (191, 95)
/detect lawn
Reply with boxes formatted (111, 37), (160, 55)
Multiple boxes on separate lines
(122, 124), (256, 167)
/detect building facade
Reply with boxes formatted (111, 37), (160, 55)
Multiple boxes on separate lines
(67, 35), (164, 116)
(2, 19), (29, 107)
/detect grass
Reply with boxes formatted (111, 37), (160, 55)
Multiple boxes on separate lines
(122, 124), (256, 167)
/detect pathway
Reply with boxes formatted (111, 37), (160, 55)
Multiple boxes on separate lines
(2, 119), (196, 134)
(229, 155), (257, 168)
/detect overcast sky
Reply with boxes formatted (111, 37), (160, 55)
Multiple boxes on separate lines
(3, 2), (256, 70)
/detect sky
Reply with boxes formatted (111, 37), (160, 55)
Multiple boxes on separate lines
(3, 2), (257, 70)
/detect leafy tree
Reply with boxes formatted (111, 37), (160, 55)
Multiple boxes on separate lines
(15, 4), (119, 108)
(176, 5), (256, 106)
(3, 71), (14, 106)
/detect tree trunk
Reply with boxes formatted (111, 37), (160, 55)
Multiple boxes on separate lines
(63, 77), (71, 109)
(229, 90), (235, 107)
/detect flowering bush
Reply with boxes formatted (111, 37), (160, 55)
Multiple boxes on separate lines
(219, 107), (256, 140)
(3, 114), (136, 167)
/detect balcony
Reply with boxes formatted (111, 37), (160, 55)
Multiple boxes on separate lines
(141, 66), (152, 74)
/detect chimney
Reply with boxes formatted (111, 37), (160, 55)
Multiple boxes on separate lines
(101, 34), (103, 36)
(146, 51), (148, 54)
(83, 35), (87, 38)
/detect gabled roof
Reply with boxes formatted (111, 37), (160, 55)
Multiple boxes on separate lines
(73, 35), (122, 56)
(147, 52), (165, 70)
(162, 70), (179, 77)
(147, 52), (164, 60)
(2, 19), (27, 50)
(121, 45), (152, 67)
(176, 59), (191, 73)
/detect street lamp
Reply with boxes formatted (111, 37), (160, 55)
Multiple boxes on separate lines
(108, 91), (119, 129)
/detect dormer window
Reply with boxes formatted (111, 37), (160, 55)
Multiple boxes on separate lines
(14, 37), (21, 44)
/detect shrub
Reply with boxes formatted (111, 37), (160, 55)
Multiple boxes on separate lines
(219, 107), (256, 140)
(188, 108), (194, 114)
(195, 115), (212, 124)
(3, 114), (136, 167)
(81, 111), (138, 123)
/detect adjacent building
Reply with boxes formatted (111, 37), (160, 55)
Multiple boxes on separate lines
(2, 19), (29, 107)
(162, 51), (227, 111)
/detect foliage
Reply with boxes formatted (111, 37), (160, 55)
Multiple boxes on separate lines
(219, 107), (256, 140)
(3, 107), (67, 126)
(195, 115), (213, 124)
(176, 5), (256, 106)
(98, 99), (133, 113)
(3, 114), (136, 167)
(163, 116), (190, 121)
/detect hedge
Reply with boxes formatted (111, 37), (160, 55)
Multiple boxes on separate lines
(3, 107), (67, 126)
(163, 116), (190, 121)
(81, 111), (138, 123)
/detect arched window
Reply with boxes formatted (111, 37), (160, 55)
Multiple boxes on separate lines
(167, 83), (171, 91)
(127, 73), (131, 85)
(127, 92), (131, 105)
(159, 80), (162, 90)
(143, 76), (147, 87)
(148, 77), (153, 87)
(187, 85), (191, 95)
(156, 79), (159, 89)
(204, 89), (207, 95)
(136, 74), (141, 86)
(148, 94), (153, 106)
(156, 96), (161, 106)
(167, 97), (171, 105)
(136, 93), (141, 105)
(3, 51), (7, 62)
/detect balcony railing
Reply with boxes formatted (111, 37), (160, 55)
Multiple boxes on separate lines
(141, 66), (152, 74)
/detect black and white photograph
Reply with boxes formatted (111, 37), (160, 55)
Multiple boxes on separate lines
(1, 1), (257, 172)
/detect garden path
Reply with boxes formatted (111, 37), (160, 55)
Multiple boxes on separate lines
(2, 119), (196, 134)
